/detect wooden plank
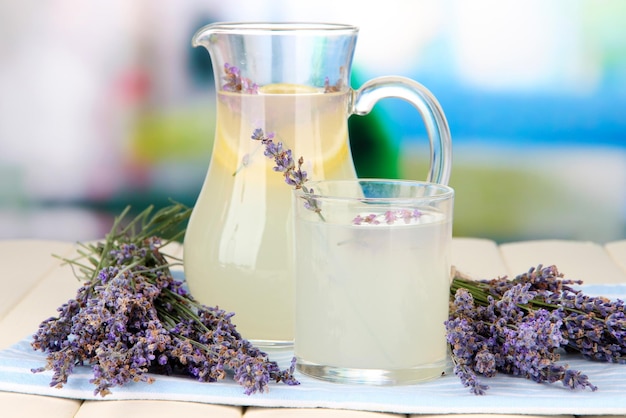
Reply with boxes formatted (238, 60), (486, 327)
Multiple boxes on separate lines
(499, 240), (626, 284)
(0, 240), (75, 320)
(605, 240), (626, 275)
(0, 241), (182, 350)
(0, 241), (83, 417)
(74, 400), (242, 418)
(0, 391), (82, 418)
(0, 242), (82, 349)
(409, 415), (575, 418)
(244, 407), (400, 418)
(451, 237), (508, 279)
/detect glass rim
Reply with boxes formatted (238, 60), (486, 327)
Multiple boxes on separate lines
(295, 179), (454, 203)
(195, 21), (359, 35)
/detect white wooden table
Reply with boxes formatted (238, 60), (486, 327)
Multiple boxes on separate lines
(1, 238), (625, 418)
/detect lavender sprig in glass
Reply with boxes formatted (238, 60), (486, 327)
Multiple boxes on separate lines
(250, 129), (427, 225)
(353, 209), (423, 226)
(251, 128), (324, 219)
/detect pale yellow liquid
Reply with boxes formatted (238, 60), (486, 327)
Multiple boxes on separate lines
(294, 209), (451, 382)
(183, 85), (356, 344)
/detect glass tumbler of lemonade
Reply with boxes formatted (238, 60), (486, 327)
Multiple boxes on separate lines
(185, 22), (452, 347)
(293, 179), (454, 384)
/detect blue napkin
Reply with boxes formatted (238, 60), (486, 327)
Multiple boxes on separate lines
(1, 285), (625, 415)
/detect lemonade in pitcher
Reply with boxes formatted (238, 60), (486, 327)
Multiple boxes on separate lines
(183, 85), (356, 343)
(187, 22), (452, 347)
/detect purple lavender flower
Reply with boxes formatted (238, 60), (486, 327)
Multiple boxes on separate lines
(562, 369), (598, 391)
(222, 63), (258, 94)
(473, 348), (496, 377)
(289, 159), (308, 185)
(352, 209), (422, 226)
(452, 362), (490, 395)
(448, 272), (599, 395)
(251, 129), (301, 181)
(273, 148), (293, 173)
(251, 128), (322, 216)
(498, 265), (626, 364)
(323, 67), (345, 93)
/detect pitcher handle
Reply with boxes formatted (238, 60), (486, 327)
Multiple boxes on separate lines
(351, 76), (452, 186)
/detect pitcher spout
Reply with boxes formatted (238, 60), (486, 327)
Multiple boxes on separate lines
(191, 23), (216, 49)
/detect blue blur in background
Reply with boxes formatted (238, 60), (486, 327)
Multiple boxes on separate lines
(0, 0), (624, 242)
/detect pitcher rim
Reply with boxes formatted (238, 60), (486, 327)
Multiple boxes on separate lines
(195, 21), (359, 35)
(295, 179), (455, 203)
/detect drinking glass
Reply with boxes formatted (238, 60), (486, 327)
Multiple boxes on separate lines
(292, 179), (454, 384)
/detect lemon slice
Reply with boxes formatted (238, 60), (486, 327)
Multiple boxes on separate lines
(316, 131), (350, 174)
(210, 126), (239, 171)
(259, 83), (319, 94)
(211, 83), (350, 176)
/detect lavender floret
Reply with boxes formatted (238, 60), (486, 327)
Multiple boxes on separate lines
(222, 63), (258, 94)
(353, 209), (422, 226)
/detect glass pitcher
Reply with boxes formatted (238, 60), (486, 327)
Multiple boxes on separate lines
(184, 22), (452, 347)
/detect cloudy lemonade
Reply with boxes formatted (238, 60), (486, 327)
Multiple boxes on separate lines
(294, 208), (451, 381)
(183, 85), (355, 344)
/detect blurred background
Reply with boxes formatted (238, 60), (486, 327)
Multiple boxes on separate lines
(0, 0), (625, 243)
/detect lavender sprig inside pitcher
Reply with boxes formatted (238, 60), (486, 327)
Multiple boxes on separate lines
(222, 63), (258, 94)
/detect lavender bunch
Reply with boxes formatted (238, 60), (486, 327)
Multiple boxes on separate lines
(479, 265), (626, 363)
(448, 264), (626, 394)
(31, 203), (298, 396)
